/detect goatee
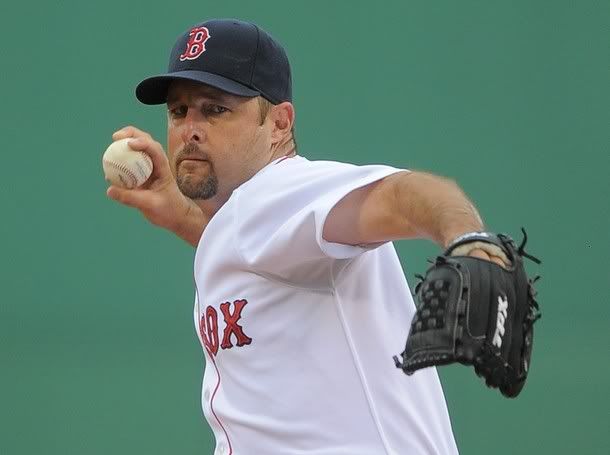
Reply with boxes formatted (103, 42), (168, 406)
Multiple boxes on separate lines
(177, 173), (218, 200)
(175, 143), (218, 200)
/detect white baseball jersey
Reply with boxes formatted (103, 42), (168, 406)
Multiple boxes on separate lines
(193, 155), (459, 455)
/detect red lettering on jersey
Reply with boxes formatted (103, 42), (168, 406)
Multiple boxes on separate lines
(199, 305), (219, 355)
(180, 26), (211, 61)
(220, 299), (253, 349)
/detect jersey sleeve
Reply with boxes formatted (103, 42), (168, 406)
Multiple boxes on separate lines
(233, 158), (404, 285)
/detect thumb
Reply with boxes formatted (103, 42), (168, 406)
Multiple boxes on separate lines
(107, 185), (155, 210)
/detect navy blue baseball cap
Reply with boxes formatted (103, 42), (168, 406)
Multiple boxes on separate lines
(136, 19), (292, 105)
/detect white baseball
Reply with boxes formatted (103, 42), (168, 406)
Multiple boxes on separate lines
(102, 138), (153, 189)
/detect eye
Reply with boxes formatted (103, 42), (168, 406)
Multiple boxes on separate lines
(203, 104), (229, 115)
(168, 105), (187, 118)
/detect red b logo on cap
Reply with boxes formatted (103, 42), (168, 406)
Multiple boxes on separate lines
(180, 26), (211, 61)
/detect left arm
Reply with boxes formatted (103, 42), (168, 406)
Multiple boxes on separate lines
(323, 171), (503, 264)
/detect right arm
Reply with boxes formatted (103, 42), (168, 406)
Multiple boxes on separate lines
(106, 126), (207, 247)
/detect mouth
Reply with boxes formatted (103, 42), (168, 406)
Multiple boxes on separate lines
(177, 157), (208, 166)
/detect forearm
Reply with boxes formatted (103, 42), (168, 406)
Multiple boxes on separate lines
(393, 171), (483, 247)
(172, 200), (208, 247)
(323, 171), (483, 248)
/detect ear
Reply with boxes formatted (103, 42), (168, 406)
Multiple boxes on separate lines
(269, 102), (295, 145)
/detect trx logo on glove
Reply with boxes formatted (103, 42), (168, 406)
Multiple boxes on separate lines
(493, 295), (509, 348)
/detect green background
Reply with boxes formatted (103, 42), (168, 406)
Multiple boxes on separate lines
(1, 1), (607, 453)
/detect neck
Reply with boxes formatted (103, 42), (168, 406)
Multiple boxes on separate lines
(195, 193), (230, 219)
(269, 135), (296, 162)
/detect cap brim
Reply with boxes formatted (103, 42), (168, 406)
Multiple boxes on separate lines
(135, 70), (260, 105)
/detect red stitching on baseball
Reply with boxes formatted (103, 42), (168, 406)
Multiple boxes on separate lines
(134, 158), (153, 181)
(106, 160), (138, 188)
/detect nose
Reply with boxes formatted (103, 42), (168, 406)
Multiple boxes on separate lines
(181, 113), (205, 144)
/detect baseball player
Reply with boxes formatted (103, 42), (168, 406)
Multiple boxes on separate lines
(107, 19), (510, 455)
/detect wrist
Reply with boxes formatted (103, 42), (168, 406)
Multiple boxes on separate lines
(173, 199), (206, 247)
(441, 224), (485, 249)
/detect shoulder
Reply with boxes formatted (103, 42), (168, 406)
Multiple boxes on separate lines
(233, 156), (351, 226)
(233, 155), (404, 238)
(251, 155), (357, 184)
(238, 155), (397, 199)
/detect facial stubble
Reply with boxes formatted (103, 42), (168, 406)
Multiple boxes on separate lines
(175, 143), (218, 200)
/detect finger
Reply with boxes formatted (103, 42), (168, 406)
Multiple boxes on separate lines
(127, 136), (171, 179)
(107, 185), (153, 210)
(112, 125), (153, 142)
(112, 127), (135, 141)
(468, 249), (509, 269)
(468, 248), (491, 261)
(489, 255), (509, 269)
(110, 127), (166, 176)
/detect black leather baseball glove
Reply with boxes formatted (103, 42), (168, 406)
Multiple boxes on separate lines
(394, 229), (541, 398)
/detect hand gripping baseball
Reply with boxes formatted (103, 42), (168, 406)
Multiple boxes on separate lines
(394, 229), (542, 398)
(106, 126), (205, 245)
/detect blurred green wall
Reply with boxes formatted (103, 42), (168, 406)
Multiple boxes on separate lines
(1, 1), (608, 454)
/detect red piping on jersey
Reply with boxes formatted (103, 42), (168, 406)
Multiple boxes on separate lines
(194, 280), (233, 455)
(206, 350), (234, 455)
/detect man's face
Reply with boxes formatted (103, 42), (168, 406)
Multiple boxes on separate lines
(166, 80), (272, 202)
